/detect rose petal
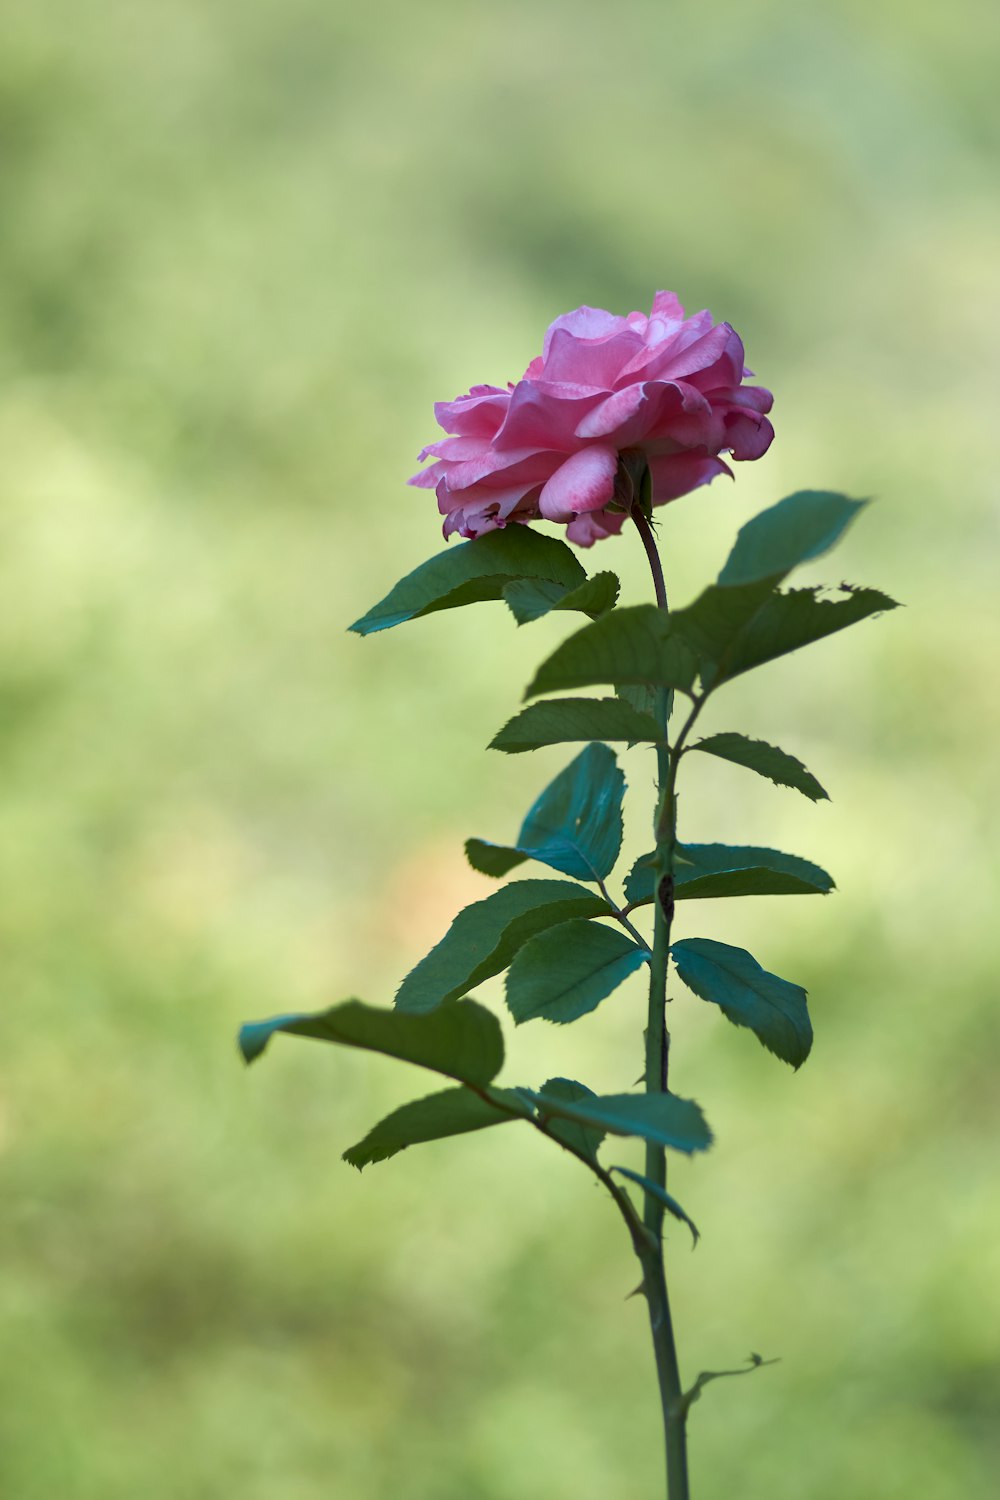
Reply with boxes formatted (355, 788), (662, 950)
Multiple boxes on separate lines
(434, 386), (511, 438)
(540, 326), (646, 387)
(538, 446), (618, 521)
(648, 452), (732, 505)
(541, 304), (630, 360)
(723, 411), (775, 461)
(493, 378), (604, 452)
(566, 508), (627, 546)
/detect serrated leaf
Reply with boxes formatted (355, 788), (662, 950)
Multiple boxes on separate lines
(343, 1085), (531, 1169)
(239, 996), (503, 1086)
(490, 697), (663, 754)
(705, 585), (899, 685)
(350, 527), (585, 635)
(671, 937), (813, 1068)
(505, 919), (649, 1025)
(536, 1077), (606, 1161)
(616, 681), (660, 718)
(691, 733), (828, 801)
(717, 490), (867, 588)
(608, 1165), (700, 1245)
(527, 1088), (713, 1154)
(465, 744), (625, 882)
(624, 843), (834, 905)
(525, 605), (698, 700)
(394, 879), (611, 1015)
(502, 570), (619, 625)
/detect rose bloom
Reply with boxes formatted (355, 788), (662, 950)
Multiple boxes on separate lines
(409, 291), (774, 546)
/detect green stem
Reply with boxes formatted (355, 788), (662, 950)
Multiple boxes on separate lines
(630, 497), (690, 1500)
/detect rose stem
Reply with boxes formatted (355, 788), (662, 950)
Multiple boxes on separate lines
(630, 496), (691, 1500)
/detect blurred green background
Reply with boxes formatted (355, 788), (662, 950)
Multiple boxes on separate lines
(2, 1), (998, 1496)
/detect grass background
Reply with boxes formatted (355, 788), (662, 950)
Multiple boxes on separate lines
(2, 2), (998, 1496)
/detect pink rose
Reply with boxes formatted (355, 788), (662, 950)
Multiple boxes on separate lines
(409, 291), (774, 546)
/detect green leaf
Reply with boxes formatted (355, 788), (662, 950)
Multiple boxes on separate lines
(624, 843), (834, 905)
(536, 1077), (606, 1161)
(343, 1085), (531, 1169)
(705, 585), (899, 685)
(608, 1165), (700, 1245)
(349, 527), (585, 635)
(394, 879), (611, 1015)
(691, 733), (829, 802)
(505, 919), (649, 1024)
(239, 996), (503, 1087)
(671, 937), (813, 1068)
(616, 681), (661, 719)
(717, 490), (866, 588)
(525, 605), (698, 700)
(463, 840), (527, 878)
(490, 697), (663, 754)
(502, 570), (619, 625)
(527, 1088), (713, 1154)
(465, 744), (625, 882)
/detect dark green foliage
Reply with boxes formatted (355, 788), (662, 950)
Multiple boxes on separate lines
(624, 844), (834, 905)
(524, 605), (698, 700)
(394, 879), (611, 1014)
(609, 1165), (700, 1245)
(465, 744), (625, 882)
(700, 585), (899, 686)
(349, 527), (585, 634)
(343, 1086), (531, 1169)
(671, 938), (813, 1068)
(616, 681), (661, 719)
(717, 490), (866, 587)
(239, 996), (504, 1087)
(536, 1077), (606, 1162)
(691, 733), (828, 801)
(526, 1088), (713, 1154)
(505, 919), (649, 1025)
(502, 570), (619, 625)
(489, 697), (662, 754)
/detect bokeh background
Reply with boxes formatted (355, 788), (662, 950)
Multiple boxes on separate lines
(2, 2), (998, 1496)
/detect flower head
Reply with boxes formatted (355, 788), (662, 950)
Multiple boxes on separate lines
(409, 291), (774, 545)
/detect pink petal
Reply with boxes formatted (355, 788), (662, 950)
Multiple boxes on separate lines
(650, 290), (686, 324)
(641, 322), (734, 383)
(723, 411), (775, 461)
(648, 452), (732, 505)
(574, 383), (649, 440)
(408, 460), (447, 489)
(446, 446), (556, 491)
(707, 384), (774, 415)
(566, 507), (627, 546)
(541, 304), (630, 360)
(540, 326), (646, 387)
(492, 378), (603, 452)
(434, 386), (511, 438)
(538, 445), (618, 522)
